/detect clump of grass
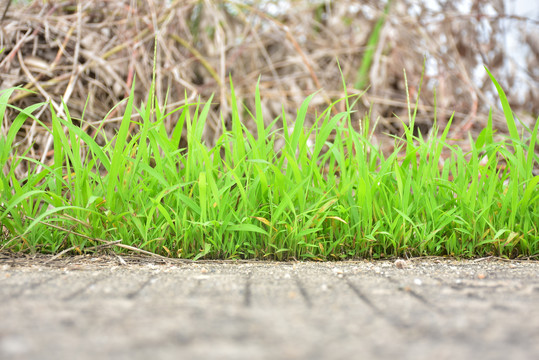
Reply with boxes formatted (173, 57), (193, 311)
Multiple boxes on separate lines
(1, 69), (538, 260)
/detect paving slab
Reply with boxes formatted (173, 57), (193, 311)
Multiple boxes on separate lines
(1, 255), (538, 360)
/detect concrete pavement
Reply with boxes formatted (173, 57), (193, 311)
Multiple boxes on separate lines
(1, 256), (538, 359)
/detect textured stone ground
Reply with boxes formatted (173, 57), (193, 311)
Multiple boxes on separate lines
(1, 255), (538, 360)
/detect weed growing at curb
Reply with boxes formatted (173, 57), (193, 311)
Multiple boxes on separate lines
(1, 68), (538, 260)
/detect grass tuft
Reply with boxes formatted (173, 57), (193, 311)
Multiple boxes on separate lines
(1, 70), (538, 260)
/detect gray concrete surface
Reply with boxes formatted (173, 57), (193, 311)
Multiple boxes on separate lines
(1, 256), (538, 360)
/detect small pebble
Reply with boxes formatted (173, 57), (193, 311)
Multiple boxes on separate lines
(395, 259), (407, 269)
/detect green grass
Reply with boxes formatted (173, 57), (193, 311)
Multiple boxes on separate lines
(1, 68), (538, 260)
(354, 0), (392, 90)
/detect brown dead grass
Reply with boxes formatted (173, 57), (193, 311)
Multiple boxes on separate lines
(0, 0), (537, 168)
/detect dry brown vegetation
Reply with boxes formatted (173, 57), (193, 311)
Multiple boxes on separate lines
(1, 0), (538, 160)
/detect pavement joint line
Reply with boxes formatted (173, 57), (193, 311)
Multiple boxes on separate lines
(433, 277), (527, 313)
(243, 271), (252, 308)
(343, 277), (378, 312)
(384, 275), (443, 314)
(293, 274), (313, 308)
(433, 276), (492, 302)
(125, 275), (158, 299)
(187, 277), (203, 297)
(343, 276), (412, 329)
(6, 274), (57, 300)
(62, 274), (107, 301)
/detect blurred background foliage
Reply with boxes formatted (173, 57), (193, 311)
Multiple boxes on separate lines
(0, 0), (538, 163)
